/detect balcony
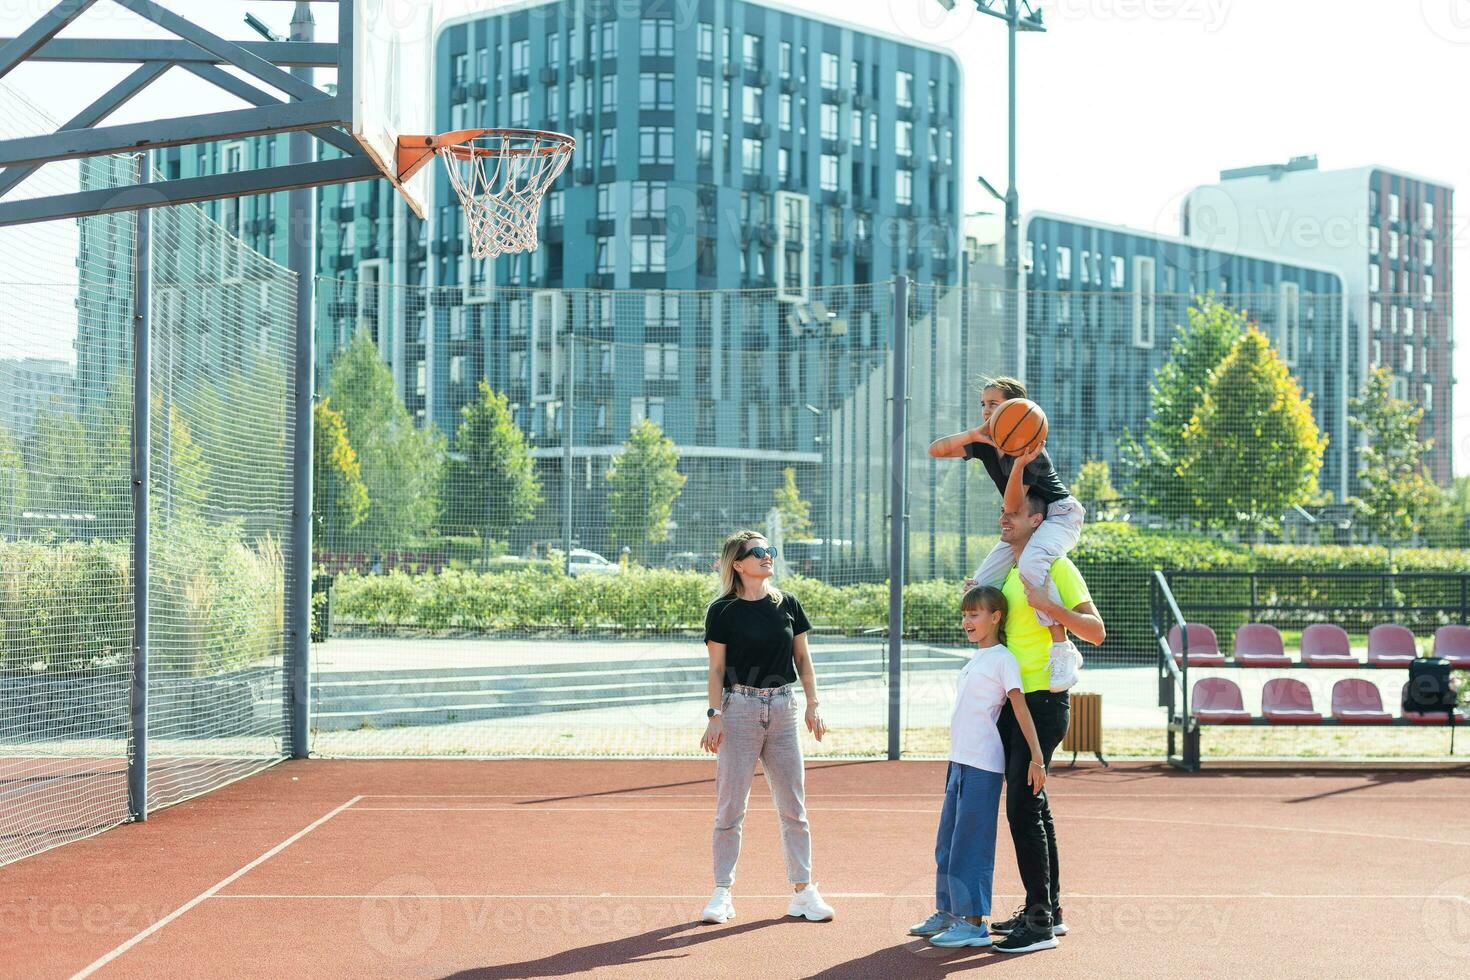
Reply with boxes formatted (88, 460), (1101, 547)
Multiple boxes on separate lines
(539, 65), (559, 84)
(853, 92), (870, 110)
(780, 76), (799, 94)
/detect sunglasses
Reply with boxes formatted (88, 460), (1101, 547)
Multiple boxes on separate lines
(737, 545), (778, 561)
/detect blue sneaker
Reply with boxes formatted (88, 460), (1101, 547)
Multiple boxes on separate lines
(908, 911), (959, 937)
(929, 919), (994, 947)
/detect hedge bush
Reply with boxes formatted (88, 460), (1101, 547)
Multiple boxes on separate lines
(1, 524), (284, 676)
(331, 524), (1470, 657)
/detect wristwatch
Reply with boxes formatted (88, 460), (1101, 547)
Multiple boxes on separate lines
(707, 708), (722, 719)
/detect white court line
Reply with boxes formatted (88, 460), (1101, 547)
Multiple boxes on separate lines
(210, 892), (1469, 902)
(346, 806), (1470, 848)
(359, 793), (1470, 801)
(69, 796), (364, 980)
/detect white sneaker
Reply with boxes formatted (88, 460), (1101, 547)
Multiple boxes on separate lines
(787, 884), (835, 922)
(1048, 640), (1082, 693)
(701, 886), (735, 924)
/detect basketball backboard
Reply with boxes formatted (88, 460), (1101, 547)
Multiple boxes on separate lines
(350, 0), (434, 219)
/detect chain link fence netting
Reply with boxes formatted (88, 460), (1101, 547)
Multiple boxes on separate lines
(0, 83), (296, 865)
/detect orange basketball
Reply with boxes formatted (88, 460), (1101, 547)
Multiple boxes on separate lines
(991, 398), (1048, 455)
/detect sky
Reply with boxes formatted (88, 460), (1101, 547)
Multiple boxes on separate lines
(2, 0), (1466, 471)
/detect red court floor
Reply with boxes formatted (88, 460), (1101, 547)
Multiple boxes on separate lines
(2, 759), (1468, 978)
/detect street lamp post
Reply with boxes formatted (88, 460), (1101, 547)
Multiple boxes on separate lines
(935, 1), (1044, 364)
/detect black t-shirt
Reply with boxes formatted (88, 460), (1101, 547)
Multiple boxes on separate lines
(703, 592), (813, 690)
(963, 441), (1070, 505)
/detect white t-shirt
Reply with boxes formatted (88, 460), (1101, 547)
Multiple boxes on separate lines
(949, 643), (1024, 774)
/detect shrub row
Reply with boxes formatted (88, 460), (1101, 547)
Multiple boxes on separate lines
(332, 524), (1470, 654)
(1, 523), (284, 675)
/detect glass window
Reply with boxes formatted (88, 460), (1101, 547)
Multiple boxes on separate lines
(896, 170), (912, 206)
(1368, 263), (1380, 292)
(743, 86), (764, 124)
(1424, 200), (1435, 228)
(851, 110), (863, 146)
(896, 70), (914, 107)
(778, 147), (790, 183)
(547, 189), (564, 225)
(820, 52), (839, 89)
(599, 22), (617, 59)
(779, 41), (792, 76)
(696, 129), (712, 163)
(895, 119), (913, 156)
(742, 137), (763, 175)
(1079, 250), (1091, 284)
(547, 32), (560, 67)
(1057, 245), (1072, 280)
(1111, 256), (1125, 288)
(641, 20), (673, 56)
(1369, 226), (1379, 255)
(1371, 302), (1382, 331)
(596, 236), (614, 274)
(639, 126), (674, 164)
(698, 23), (713, 59)
(599, 128), (616, 166)
(1425, 273), (1435, 300)
(697, 77), (713, 114)
(851, 59), (863, 93)
(820, 154), (839, 191)
(510, 90), (529, 127)
(779, 93), (792, 129)
(1389, 192), (1400, 221)
(632, 235), (666, 273)
(1389, 231), (1399, 259)
(511, 39), (529, 75)
(601, 74), (617, 108)
(632, 180), (665, 218)
(1424, 238), (1434, 265)
(743, 34), (762, 70)
(641, 72), (674, 110)
(597, 184), (615, 220)
(821, 104), (839, 141)
(868, 113), (878, 149)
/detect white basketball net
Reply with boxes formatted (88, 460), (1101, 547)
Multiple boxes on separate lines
(438, 130), (574, 259)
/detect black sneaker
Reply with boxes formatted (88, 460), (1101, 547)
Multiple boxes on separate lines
(989, 905), (1027, 935)
(993, 924), (1059, 954)
(1052, 906), (1068, 937)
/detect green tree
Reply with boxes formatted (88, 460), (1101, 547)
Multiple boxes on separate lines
(1119, 294), (1249, 519)
(312, 397), (369, 548)
(1348, 366), (1440, 545)
(772, 467), (813, 539)
(24, 407), (120, 531)
(327, 332), (446, 552)
(1424, 476), (1470, 548)
(1072, 459), (1122, 521)
(606, 418), (687, 562)
(0, 422), (26, 535)
(1176, 326), (1326, 533)
(442, 381), (542, 555)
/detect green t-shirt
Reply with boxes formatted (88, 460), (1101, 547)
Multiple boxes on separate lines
(1001, 558), (1093, 693)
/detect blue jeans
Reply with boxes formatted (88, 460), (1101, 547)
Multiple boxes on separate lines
(934, 761), (1004, 917)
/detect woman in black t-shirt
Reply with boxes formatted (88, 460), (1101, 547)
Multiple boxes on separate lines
(697, 530), (834, 926)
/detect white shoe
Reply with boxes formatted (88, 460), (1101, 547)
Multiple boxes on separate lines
(788, 884), (835, 922)
(1048, 640), (1082, 693)
(701, 886), (735, 924)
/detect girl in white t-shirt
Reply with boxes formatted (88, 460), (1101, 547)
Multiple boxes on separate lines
(909, 586), (1048, 948)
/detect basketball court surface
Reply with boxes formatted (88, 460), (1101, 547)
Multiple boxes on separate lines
(3, 759), (1467, 978)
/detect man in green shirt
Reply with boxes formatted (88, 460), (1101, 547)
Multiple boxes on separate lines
(968, 488), (1105, 953)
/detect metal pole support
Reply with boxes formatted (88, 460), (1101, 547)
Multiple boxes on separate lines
(287, 1), (316, 759)
(887, 276), (909, 761)
(127, 155), (151, 821)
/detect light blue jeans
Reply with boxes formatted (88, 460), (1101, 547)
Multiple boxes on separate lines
(935, 761), (1004, 917)
(712, 684), (812, 887)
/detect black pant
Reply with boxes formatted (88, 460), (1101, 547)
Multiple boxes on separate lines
(997, 690), (1070, 928)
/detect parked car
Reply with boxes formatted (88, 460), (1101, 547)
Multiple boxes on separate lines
(567, 548), (620, 577)
(665, 551), (707, 572)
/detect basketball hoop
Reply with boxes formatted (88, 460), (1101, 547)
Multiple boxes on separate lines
(397, 128), (574, 258)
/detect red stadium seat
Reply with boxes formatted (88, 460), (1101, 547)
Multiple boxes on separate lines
(1330, 679), (1392, 724)
(1366, 624), (1418, 667)
(1431, 626), (1470, 668)
(1168, 623), (1227, 667)
(1262, 677), (1322, 723)
(1300, 624), (1359, 667)
(1400, 682), (1469, 724)
(1192, 678), (1252, 723)
(1233, 623), (1292, 667)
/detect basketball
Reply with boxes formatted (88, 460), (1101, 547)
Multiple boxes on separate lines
(991, 398), (1048, 455)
